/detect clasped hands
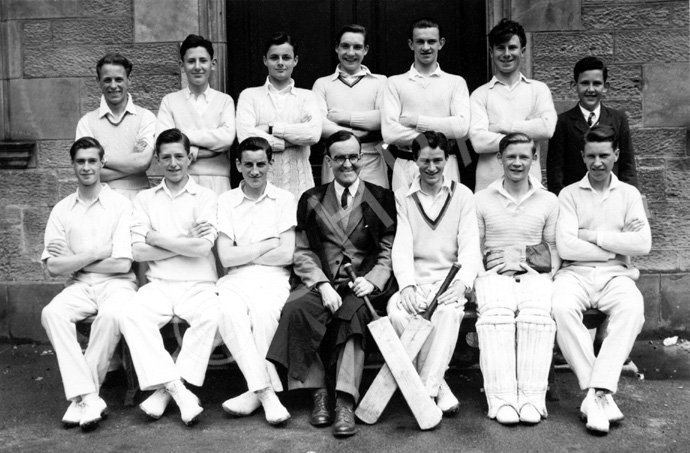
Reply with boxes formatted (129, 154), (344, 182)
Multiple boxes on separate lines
(318, 277), (375, 314)
(398, 281), (466, 315)
(483, 245), (537, 276)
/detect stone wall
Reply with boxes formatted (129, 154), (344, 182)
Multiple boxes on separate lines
(0, 0), (688, 342)
(525, 0), (690, 333)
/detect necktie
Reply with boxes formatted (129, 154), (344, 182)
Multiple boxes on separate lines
(587, 112), (595, 127)
(341, 188), (349, 209)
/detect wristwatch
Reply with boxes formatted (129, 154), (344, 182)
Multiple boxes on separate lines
(268, 123), (274, 135)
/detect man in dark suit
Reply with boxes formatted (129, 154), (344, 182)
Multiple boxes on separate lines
(267, 130), (396, 438)
(547, 56), (638, 195)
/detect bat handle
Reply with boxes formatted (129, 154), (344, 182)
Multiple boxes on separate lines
(422, 264), (462, 321)
(343, 263), (380, 321)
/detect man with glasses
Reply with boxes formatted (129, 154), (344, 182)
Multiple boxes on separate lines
(267, 130), (397, 438)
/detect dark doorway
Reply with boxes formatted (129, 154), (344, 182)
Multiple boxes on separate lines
(226, 0), (488, 186)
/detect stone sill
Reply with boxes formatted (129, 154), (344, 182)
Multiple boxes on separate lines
(0, 141), (37, 169)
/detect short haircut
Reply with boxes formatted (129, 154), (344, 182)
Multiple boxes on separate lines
(237, 137), (273, 162)
(324, 130), (361, 156)
(155, 128), (190, 156)
(498, 132), (536, 155)
(180, 34), (214, 60)
(264, 32), (299, 56)
(335, 24), (368, 47)
(584, 124), (618, 151)
(573, 56), (608, 82)
(488, 18), (526, 49)
(409, 17), (442, 40)
(96, 53), (132, 79)
(70, 136), (104, 161)
(411, 131), (449, 160)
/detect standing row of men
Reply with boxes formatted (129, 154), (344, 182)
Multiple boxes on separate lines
(41, 16), (649, 438)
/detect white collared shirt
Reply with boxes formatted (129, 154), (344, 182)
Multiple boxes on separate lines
(98, 94), (138, 124)
(185, 85), (216, 116)
(406, 176), (453, 218)
(266, 77), (296, 112)
(408, 63), (443, 80)
(488, 174), (544, 206)
(579, 103), (601, 126)
(42, 184), (134, 285)
(334, 177), (361, 212)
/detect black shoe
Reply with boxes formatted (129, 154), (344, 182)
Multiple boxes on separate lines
(332, 405), (357, 437)
(310, 389), (332, 427)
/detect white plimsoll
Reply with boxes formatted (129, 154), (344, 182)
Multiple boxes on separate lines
(139, 387), (172, 419)
(62, 400), (83, 426)
(583, 390), (610, 434)
(165, 380), (203, 426)
(605, 393), (624, 422)
(436, 379), (460, 414)
(516, 309), (556, 422)
(79, 395), (107, 429)
(256, 388), (290, 425)
(222, 390), (261, 416)
(476, 314), (518, 419)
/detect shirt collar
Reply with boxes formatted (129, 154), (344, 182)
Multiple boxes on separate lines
(578, 172), (621, 191)
(231, 181), (279, 207)
(488, 175), (544, 205)
(406, 175), (453, 197)
(185, 85), (216, 102)
(154, 176), (200, 198)
(331, 64), (372, 81)
(98, 94), (136, 119)
(408, 63), (443, 80)
(578, 103), (601, 123)
(69, 183), (111, 210)
(488, 73), (530, 89)
(263, 77), (296, 95)
(334, 178), (361, 200)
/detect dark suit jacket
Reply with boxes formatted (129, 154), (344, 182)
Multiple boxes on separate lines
(547, 103), (638, 195)
(293, 180), (396, 314)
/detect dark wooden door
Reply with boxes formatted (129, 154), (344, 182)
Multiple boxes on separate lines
(226, 0), (487, 185)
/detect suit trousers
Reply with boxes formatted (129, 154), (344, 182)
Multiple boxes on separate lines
(552, 265), (644, 393)
(41, 279), (136, 400)
(120, 278), (220, 391)
(387, 281), (465, 397)
(217, 268), (289, 393)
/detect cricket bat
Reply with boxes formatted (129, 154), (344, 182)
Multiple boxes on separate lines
(356, 264), (461, 424)
(344, 264), (442, 430)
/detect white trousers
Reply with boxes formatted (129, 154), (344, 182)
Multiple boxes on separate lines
(391, 155), (459, 192)
(387, 281), (464, 397)
(217, 269), (289, 393)
(552, 265), (644, 393)
(41, 279), (136, 401)
(120, 279), (220, 391)
(475, 273), (555, 417)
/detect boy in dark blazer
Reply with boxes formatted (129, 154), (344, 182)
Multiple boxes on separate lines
(547, 56), (637, 195)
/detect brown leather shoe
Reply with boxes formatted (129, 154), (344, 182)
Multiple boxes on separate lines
(332, 405), (357, 437)
(309, 389), (332, 427)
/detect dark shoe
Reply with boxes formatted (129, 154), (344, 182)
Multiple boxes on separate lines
(332, 405), (357, 437)
(310, 389), (332, 427)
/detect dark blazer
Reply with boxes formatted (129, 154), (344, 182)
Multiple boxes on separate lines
(547, 103), (638, 195)
(293, 181), (396, 295)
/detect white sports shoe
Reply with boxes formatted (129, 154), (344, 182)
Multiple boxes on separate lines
(222, 390), (261, 416)
(257, 388), (290, 425)
(496, 405), (520, 425)
(605, 393), (624, 423)
(166, 380), (203, 426)
(583, 390), (610, 434)
(139, 387), (172, 420)
(436, 381), (460, 415)
(519, 403), (542, 424)
(62, 401), (83, 427)
(80, 396), (108, 429)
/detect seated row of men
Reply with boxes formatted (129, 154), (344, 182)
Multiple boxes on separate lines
(42, 124), (650, 438)
(78, 18), (637, 206)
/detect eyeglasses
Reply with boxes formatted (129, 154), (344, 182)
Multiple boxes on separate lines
(330, 154), (362, 165)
